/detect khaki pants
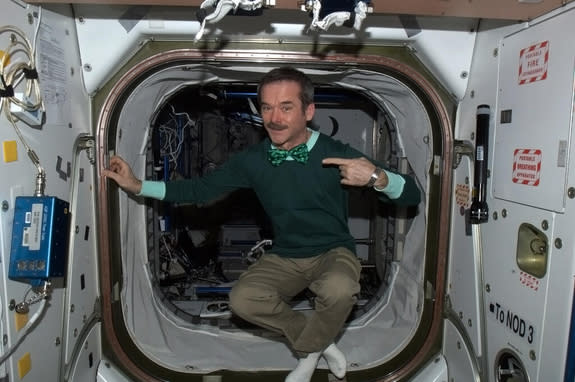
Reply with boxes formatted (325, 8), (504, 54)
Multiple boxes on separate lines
(229, 246), (361, 355)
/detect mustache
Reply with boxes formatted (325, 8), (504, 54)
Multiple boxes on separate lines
(266, 122), (287, 131)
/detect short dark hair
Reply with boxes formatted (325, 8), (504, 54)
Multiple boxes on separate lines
(257, 66), (315, 110)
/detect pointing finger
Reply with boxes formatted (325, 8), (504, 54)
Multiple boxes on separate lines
(322, 157), (352, 166)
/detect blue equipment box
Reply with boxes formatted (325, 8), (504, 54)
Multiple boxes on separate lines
(9, 196), (70, 284)
(195, 286), (232, 297)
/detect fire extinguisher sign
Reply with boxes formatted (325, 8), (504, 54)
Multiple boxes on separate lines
(512, 149), (542, 186)
(518, 41), (549, 85)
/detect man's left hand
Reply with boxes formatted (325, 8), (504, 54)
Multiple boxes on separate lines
(322, 157), (388, 188)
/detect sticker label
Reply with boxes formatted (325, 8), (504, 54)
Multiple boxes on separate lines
(518, 41), (549, 85)
(476, 145), (484, 161)
(28, 203), (43, 251)
(520, 271), (540, 291)
(455, 184), (471, 208)
(512, 149), (542, 186)
(557, 140), (568, 168)
(22, 227), (30, 247)
(489, 300), (535, 344)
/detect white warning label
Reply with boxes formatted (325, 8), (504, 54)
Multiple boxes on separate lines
(512, 149), (542, 186)
(28, 203), (43, 251)
(455, 184), (471, 208)
(518, 41), (549, 85)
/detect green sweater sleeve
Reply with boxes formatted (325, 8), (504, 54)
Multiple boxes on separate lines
(163, 148), (255, 203)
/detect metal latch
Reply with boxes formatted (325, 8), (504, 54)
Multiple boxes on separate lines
(453, 139), (474, 169)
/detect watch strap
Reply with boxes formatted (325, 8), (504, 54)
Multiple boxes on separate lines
(366, 167), (383, 188)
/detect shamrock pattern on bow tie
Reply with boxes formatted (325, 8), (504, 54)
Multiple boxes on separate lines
(268, 143), (309, 166)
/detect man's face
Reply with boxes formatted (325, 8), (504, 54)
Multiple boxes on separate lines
(260, 80), (315, 150)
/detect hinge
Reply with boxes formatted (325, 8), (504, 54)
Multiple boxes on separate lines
(77, 135), (96, 165)
(453, 139), (474, 169)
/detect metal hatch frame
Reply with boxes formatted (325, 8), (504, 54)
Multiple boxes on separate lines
(95, 46), (453, 381)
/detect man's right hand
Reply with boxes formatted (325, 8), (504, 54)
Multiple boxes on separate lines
(101, 155), (142, 195)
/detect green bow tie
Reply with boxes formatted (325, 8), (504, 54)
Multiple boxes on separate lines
(268, 143), (309, 166)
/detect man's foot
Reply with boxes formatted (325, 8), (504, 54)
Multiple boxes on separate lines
(322, 343), (346, 379)
(285, 351), (321, 382)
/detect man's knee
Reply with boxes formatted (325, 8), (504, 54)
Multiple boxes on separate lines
(229, 282), (250, 316)
(229, 281), (275, 317)
(314, 273), (360, 305)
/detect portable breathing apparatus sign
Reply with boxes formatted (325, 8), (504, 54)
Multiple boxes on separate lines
(512, 148), (542, 186)
(518, 41), (549, 85)
(455, 183), (470, 208)
(489, 300), (535, 345)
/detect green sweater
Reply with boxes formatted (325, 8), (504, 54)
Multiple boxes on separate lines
(162, 133), (420, 258)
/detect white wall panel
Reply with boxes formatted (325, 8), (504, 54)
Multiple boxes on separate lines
(493, 8), (575, 212)
(449, 5), (575, 381)
(72, 4), (475, 99)
(0, 3), (98, 382)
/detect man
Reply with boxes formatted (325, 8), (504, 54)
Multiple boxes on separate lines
(102, 66), (420, 382)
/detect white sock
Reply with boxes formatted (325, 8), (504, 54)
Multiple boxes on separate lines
(285, 351), (321, 382)
(322, 343), (347, 379)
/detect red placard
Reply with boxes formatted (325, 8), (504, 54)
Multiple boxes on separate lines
(512, 149), (542, 186)
(518, 41), (549, 85)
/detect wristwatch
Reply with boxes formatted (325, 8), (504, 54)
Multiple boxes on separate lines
(366, 167), (383, 188)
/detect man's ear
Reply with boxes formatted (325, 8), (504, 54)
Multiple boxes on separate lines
(305, 103), (315, 121)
